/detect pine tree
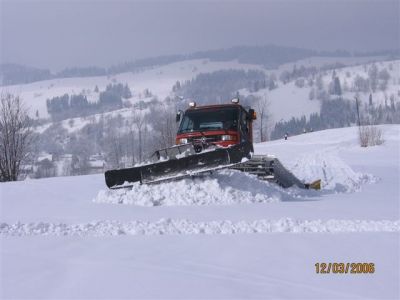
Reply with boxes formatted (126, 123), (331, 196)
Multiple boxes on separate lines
(123, 84), (132, 99)
(368, 64), (378, 92)
(330, 77), (342, 95)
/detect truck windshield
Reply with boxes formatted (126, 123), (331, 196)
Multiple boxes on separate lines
(178, 107), (239, 133)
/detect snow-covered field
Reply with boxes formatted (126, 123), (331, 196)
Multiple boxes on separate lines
(1, 125), (399, 299)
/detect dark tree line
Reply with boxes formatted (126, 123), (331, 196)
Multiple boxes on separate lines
(0, 64), (51, 86)
(271, 97), (400, 140)
(46, 83), (131, 121)
(6, 45), (394, 85)
(178, 69), (266, 105)
(279, 65), (319, 84)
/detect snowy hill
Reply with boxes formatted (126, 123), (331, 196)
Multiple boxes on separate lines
(242, 59), (400, 123)
(2, 56), (397, 125)
(1, 59), (265, 119)
(1, 125), (399, 299)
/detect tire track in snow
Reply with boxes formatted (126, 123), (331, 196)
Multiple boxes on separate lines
(1, 218), (398, 237)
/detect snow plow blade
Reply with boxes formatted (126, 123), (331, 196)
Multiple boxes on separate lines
(105, 142), (251, 188)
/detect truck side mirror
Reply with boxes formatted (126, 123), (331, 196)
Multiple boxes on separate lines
(176, 111), (182, 123)
(248, 109), (257, 120)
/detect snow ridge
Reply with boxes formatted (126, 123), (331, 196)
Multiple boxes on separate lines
(1, 218), (398, 237)
(94, 170), (283, 206)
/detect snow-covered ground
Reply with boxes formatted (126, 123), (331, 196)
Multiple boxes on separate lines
(1, 125), (399, 299)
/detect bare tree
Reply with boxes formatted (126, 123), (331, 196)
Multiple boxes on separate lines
(103, 120), (123, 168)
(359, 125), (384, 147)
(355, 96), (384, 147)
(132, 110), (146, 161)
(128, 127), (136, 164)
(35, 158), (56, 178)
(256, 95), (272, 142)
(162, 103), (178, 148)
(150, 103), (178, 149)
(0, 93), (33, 181)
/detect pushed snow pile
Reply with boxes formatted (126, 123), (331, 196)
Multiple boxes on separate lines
(1, 218), (398, 237)
(290, 151), (377, 192)
(94, 170), (282, 206)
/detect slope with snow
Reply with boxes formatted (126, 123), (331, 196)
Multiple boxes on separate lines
(242, 59), (400, 123)
(245, 80), (321, 122)
(3, 56), (398, 134)
(1, 125), (399, 299)
(0, 59), (265, 119)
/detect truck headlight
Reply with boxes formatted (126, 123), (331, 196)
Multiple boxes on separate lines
(179, 138), (188, 144)
(221, 135), (236, 141)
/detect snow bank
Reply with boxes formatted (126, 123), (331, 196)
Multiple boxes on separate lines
(290, 151), (377, 192)
(94, 170), (283, 206)
(94, 150), (376, 208)
(1, 218), (398, 237)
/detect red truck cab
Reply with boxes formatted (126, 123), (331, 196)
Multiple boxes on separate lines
(175, 100), (256, 149)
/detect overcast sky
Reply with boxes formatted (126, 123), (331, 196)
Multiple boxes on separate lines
(0, 0), (399, 71)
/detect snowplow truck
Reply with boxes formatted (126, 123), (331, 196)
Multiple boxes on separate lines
(105, 99), (320, 190)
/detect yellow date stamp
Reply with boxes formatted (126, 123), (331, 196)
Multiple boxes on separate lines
(315, 263), (375, 274)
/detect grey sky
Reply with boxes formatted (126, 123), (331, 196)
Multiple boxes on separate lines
(0, 0), (399, 71)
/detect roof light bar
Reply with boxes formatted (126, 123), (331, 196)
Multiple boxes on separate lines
(189, 101), (196, 108)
